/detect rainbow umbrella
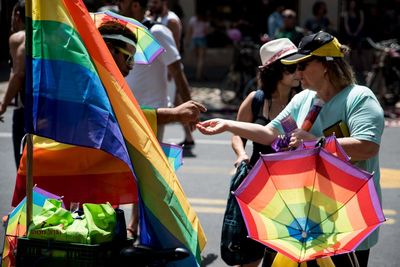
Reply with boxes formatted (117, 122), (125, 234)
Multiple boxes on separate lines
(160, 142), (183, 171)
(234, 146), (385, 263)
(90, 11), (164, 64)
(1, 187), (63, 267)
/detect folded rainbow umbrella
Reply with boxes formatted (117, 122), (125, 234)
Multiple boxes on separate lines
(24, 1), (206, 266)
(160, 142), (183, 172)
(234, 146), (385, 263)
(2, 187), (62, 267)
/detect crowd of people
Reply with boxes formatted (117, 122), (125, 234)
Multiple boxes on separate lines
(0, 0), (393, 266)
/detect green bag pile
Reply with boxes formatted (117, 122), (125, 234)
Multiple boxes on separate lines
(27, 199), (117, 244)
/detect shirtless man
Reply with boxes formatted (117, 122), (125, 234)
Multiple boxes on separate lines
(0, 0), (26, 168)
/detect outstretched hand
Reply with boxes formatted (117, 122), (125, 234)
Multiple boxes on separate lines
(175, 100), (207, 131)
(196, 119), (228, 135)
(175, 100), (207, 123)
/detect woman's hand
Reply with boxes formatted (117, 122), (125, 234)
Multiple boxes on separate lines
(196, 119), (229, 135)
(289, 128), (317, 148)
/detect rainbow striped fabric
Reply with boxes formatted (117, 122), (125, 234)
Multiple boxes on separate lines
(13, 136), (138, 208)
(12, 117), (182, 209)
(234, 147), (385, 262)
(25, 1), (206, 265)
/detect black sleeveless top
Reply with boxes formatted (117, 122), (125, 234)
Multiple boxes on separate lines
(248, 90), (275, 167)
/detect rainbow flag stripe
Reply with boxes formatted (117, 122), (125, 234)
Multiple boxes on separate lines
(25, 1), (206, 265)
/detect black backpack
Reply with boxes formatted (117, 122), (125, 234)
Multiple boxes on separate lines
(220, 161), (265, 265)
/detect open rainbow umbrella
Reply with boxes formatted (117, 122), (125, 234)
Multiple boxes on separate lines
(1, 187), (63, 267)
(90, 11), (164, 64)
(234, 146), (385, 263)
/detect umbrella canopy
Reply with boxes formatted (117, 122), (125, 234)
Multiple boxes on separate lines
(90, 11), (164, 65)
(234, 147), (385, 263)
(2, 187), (63, 267)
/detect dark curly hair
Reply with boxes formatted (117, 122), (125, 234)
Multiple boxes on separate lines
(98, 21), (137, 48)
(258, 61), (291, 99)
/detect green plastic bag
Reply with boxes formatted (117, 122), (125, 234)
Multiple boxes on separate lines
(28, 199), (90, 244)
(27, 200), (117, 244)
(83, 202), (116, 244)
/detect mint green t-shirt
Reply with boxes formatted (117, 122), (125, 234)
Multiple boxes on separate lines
(269, 84), (385, 250)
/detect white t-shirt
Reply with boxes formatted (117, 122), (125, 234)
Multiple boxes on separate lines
(125, 24), (180, 108)
(159, 11), (182, 33)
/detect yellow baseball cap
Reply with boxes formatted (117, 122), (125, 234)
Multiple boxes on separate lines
(281, 31), (344, 65)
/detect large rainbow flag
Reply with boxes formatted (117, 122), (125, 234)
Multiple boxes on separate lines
(13, 135), (138, 208)
(12, 114), (182, 209)
(25, 0), (206, 265)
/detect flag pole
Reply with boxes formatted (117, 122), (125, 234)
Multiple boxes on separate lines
(25, 0), (33, 233)
(26, 133), (33, 232)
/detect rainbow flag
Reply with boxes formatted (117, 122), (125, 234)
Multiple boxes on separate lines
(25, 0), (206, 265)
(13, 136), (138, 209)
(12, 113), (182, 209)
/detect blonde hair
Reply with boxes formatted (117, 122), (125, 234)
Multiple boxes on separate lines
(322, 45), (356, 90)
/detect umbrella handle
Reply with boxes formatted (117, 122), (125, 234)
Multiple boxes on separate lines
(315, 137), (326, 148)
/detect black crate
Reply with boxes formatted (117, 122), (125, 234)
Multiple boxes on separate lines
(15, 238), (119, 267)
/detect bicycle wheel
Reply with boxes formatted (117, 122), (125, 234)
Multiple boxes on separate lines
(220, 71), (241, 104)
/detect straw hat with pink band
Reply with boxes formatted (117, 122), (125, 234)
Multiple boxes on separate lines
(259, 38), (298, 68)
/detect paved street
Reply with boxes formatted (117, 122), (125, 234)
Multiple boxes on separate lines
(1, 79), (400, 266)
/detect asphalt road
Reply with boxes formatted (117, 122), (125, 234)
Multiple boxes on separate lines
(1, 107), (400, 266)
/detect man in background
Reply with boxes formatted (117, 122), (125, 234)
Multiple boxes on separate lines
(0, 0), (26, 169)
(118, 0), (192, 142)
(147, 0), (196, 148)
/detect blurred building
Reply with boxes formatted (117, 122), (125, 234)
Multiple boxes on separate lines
(0, 0), (398, 62)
